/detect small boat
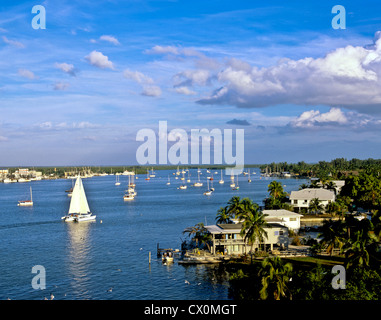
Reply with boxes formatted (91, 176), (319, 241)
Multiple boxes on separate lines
(123, 192), (135, 201)
(18, 187), (33, 207)
(162, 250), (174, 263)
(193, 171), (203, 187)
(179, 184), (187, 190)
(62, 175), (96, 222)
(219, 169), (224, 184)
(232, 175), (239, 190)
(166, 175), (171, 185)
(145, 169), (150, 181)
(149, 167), (155, 178)
(203, 179), (213, 195)
(248, 169), (252, 183)
(115, 175), (121, 186)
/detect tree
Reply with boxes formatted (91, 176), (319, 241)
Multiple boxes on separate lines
(258, 257), (293, 300)
(308, 198), (324, 214)
(183, 222), (209, 248)
(239, 202), (268, 255)
(216, 206), (232, 224)
(318, 219), (346, 255)
(226, 196), (243, 219)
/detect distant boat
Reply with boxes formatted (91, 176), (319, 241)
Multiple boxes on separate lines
(166, 175), (171, 185)
(203, 179), (212, 195)
(115, 175), (121, 186)
(61, 176), (96, 222)
(248, 169), (252, 183)
(145, 169), (150, 181)
(232, 175), (239, 190)
(219, 169), (224, 184)
(18, 187), (33, 207)
(179, 184), (187, 190)
(149, 167), (155, 178)
(193, 170), (203, 187)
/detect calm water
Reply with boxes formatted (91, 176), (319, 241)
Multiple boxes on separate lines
(0, 168), (307, 300)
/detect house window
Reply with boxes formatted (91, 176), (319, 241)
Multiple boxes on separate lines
(279, 231), (284, 235)
(293, 200), (297, 204)
(274, 230), (284, 236)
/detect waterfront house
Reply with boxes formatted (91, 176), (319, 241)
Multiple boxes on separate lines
(204, 223), (288, 255)
(262, 209), (302, 232)
(289, 188), (335, 212)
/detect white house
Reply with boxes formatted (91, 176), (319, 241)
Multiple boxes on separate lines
(262, 209), (302, 232)
(204, 223), (289, 255)
(289, 188), (335, 212)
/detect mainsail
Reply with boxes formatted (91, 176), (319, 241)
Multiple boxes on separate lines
(68, 176), (91, 215)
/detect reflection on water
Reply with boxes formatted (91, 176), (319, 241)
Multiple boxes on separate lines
(66, 222), (94, 299)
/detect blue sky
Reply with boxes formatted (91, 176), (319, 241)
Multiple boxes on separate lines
(1, 0), (381, 166)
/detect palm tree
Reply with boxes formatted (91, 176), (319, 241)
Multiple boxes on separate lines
(308, 198), (323, 214)
(226, 196), (243, 219)
(216, 206), (232, 224)
(268, 181), (285, 200)
(258, 257), (293, 300)
(182, 222), (205, 247)
(318, 219), (346, 255)
(239, 203), (268, 255)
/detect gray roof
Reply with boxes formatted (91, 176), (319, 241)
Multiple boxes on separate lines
(289, 188), (335, 201)
(204, 222), (287, 234)
(263, 209), (302, 218)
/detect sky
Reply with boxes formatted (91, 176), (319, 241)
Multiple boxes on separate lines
(1, 0), (381, 166)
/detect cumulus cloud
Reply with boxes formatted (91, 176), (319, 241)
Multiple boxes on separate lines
(142, 86), (162, 97)
(55, 62), (76, 76)
(288, 107), (381, 130)
(18, 68), (37, 80)
(196, 32), (381, 114)
(174, 86), (196, 95)
(99, 35), (120, 45)
(123, 69), (154, 84)
(85, 50), (114, 69)
(123, 68), (161, 97)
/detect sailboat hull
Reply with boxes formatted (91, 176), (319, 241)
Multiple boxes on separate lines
(74, 214), (96, 222)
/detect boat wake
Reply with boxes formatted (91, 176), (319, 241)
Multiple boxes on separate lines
(0, 220), (61, 231)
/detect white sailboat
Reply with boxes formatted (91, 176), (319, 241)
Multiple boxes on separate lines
(219, 169), (224, 184)
(62, 176), (96, 222)
(166, 175), (171, 185)
(124, 175), (136, 200)
(248, 169), (252, 183)
(115, 175), (121, 186)
(18, 187), (33, 207)
(232, 175), (240, 190)
(193, 170), (203, 187)
(203, 179), (212, 195)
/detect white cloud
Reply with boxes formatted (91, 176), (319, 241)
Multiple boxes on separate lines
(123, 69), (154, 84)
(145, 45), (180, 55)
(290, 108), (348, 128)
(175, 86), (196, 95)
(2, 36), (24, 48)
(55, 62), (76, 76)
(85, 50), (114, 69)
(53, 82), (70, 90)
(196, 32), (381, 114)
(142, 86), (162, 97)
(18, 68), (37, 80)
(99, 35), (120, 45)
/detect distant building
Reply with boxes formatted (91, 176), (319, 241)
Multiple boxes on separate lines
(262, 209), (302, 231)
(204, 223), (288, 255)
(290, 188), (335, 212)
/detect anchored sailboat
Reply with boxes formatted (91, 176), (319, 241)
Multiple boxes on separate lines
(62, 175), (96, 222)
(18, 187), (33, 206)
